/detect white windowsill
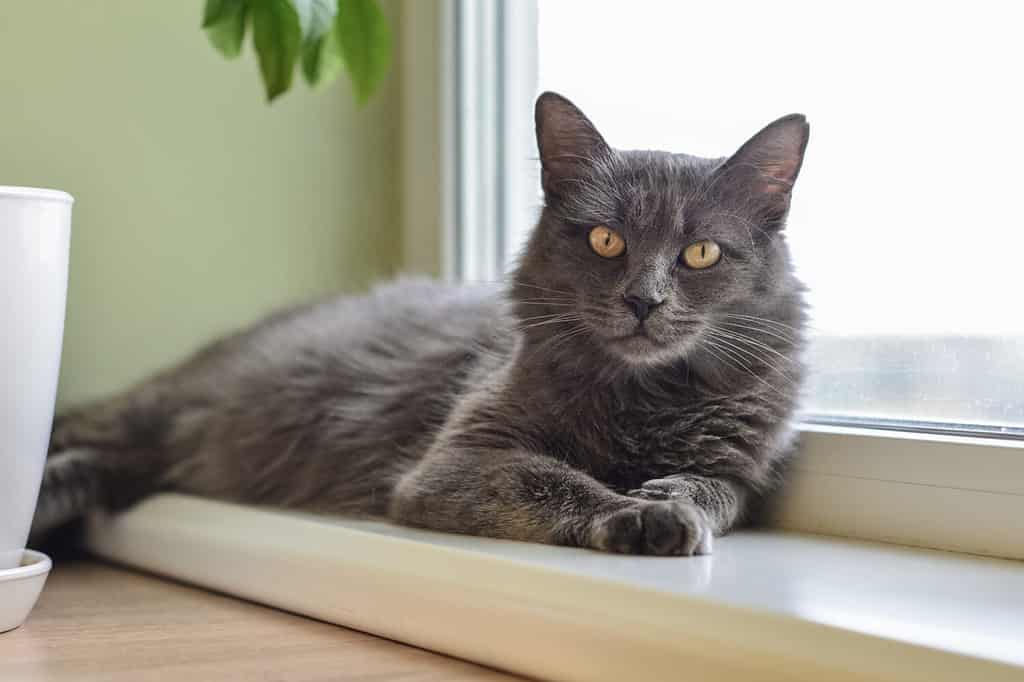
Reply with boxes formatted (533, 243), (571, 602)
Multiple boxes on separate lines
(85, 494), (1024, 682)
(776, 425), (1024, 561)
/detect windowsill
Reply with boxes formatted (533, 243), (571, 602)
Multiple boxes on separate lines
(776, 425), (1024, 561)
(85, 494), (1023, 682)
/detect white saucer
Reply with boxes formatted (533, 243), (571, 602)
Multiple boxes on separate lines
(0, 549), (52, 633)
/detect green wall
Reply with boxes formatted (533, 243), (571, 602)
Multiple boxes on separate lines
(0, 1), (401, 407)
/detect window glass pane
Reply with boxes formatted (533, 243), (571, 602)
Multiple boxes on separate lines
(536, 0), (1024, 433)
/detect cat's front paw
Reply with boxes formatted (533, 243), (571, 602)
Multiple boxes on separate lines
(590, 501), (712, 556)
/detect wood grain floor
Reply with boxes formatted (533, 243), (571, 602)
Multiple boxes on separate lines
(0, 560), (520, 681)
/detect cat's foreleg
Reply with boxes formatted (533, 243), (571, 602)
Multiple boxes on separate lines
(390, 448), (713, 556)
(628, 474), (748, 535)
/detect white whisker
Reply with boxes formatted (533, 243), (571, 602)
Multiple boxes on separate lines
(705, 331), (795, 383)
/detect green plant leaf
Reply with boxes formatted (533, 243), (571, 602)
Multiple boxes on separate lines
(293, 0), (341, 87)
(290, 0), (336, 43)
(203, 0), (240, 26)
(251, 0), (302, 102)
(336, 0), (391, 105)
(203, 0), (248, 59)
(301, 23), (345, 88)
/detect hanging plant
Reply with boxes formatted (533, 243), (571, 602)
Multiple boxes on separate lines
(202, 0), (391, 104)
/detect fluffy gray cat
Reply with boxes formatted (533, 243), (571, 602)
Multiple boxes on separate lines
(34, 92), (809, 556)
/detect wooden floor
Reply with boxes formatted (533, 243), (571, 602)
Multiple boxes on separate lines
(1, 561), (519, 681)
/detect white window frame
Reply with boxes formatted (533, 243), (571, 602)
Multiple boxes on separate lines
(447, 0), (537, 282)
(406, 0), (1024, 561)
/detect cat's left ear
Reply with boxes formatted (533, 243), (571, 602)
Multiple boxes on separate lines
(722, 114), (810, 199)
(535, 92), (612, 198)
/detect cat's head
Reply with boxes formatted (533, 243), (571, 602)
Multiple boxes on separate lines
(513, 92), (809, 370)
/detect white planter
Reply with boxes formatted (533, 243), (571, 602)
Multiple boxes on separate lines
(0, 186), (71, 573)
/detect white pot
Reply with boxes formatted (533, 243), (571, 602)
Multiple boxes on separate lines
(0, 186), (72, 571)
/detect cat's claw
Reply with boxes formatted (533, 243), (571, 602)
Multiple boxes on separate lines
(628, 476), (695, 500)
(627, 486), (675, 500)
(695, 523), (713, 555)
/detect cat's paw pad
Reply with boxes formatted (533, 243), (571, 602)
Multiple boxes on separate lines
(591, 501), (712, 556)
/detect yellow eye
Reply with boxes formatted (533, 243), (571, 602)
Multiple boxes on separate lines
(589, 225), (626, 258)
(682, 240), (722, 269)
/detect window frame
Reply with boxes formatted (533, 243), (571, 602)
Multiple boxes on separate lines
(413, 0), (1024, 560)
(447, 0), (537, 282)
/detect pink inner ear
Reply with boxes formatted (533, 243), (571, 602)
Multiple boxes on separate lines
(757, 158), (800, 193)
(762, 158), (799, 180)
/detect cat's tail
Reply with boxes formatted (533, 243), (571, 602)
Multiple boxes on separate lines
(30, 401), (172, 541)
(30, 448), (105, 538)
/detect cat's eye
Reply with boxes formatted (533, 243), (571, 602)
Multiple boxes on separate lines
(681, 240), (722, 269)
(589, 225), (626, 258)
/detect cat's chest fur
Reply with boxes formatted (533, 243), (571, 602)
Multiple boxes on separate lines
(450, 349), (741, 492)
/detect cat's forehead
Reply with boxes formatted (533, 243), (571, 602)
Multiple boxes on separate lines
(616, 150), (720, 186)
(555, 149), (725, 228)
(605, 151), (722, 229)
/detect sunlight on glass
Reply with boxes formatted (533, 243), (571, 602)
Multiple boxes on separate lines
(537, 0), (1024, 431)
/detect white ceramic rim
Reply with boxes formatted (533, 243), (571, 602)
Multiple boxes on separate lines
(0, 550), (52, 583)
(0, 186), (74, 204)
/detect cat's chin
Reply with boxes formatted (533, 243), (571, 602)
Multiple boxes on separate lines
(605, 332), (685, 368)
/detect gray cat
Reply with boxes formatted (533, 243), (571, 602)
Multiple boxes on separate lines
(34, 92), (809, 556)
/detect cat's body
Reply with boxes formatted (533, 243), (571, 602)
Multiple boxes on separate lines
(45, 279), (502, 518)
(35, 93), (810, 555)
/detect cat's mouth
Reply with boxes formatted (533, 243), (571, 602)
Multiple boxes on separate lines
(608, 326), (665, 349)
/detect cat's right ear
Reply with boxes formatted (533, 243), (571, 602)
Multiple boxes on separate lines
(535, 92), (612, 198)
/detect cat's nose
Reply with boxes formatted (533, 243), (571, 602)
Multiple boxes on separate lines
(623, 294), (664, 322)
